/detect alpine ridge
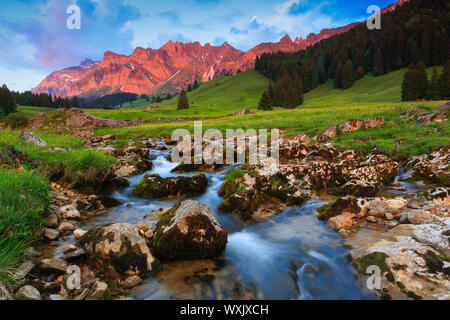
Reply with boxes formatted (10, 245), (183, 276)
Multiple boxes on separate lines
(32, 0), (408, 98)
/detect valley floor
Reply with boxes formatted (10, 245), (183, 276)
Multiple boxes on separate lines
(1, 69), (449, 301)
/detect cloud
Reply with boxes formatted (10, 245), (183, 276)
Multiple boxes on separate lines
(230, 27), (248, 35)
(0, 0), (141, 75)
(158, 10), (180, 23)
(251, 0), (334, 37)
(0, 0), (397, 91)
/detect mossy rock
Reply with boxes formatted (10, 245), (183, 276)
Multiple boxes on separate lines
(79, 223), (159, 276)
(152, 200), (227, 262)
(132, 173), (208, 199)
(353, 252), (395, 283)
(317, 196), (360, 221)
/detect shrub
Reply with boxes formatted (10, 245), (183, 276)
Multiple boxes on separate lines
(64, 149), (116, 185)
(177, 90), (189, 110)
(2, 113), (29, 129)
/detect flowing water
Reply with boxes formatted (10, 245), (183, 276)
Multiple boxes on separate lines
(52, 145), (380, 300)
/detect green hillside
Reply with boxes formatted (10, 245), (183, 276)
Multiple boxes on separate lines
(303, 67), (442, 107)
(85, 69), (269, 120)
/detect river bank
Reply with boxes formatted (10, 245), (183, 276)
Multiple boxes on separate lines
(1, 128), (448, 300)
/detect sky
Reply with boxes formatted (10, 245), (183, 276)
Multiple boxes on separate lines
(0, 0), (397, 92)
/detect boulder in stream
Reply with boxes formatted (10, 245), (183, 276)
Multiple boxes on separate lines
(152, 200), (228, 261)
(79, 223), (158, 276)
(132, 173), (208, 199)
(317, 196), (361, 221)
(338, 179), (379, 197)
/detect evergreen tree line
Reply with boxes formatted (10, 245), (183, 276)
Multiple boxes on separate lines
(9, 90), (178, 111)
(12, 90), (84, 109)
(80, 92), (139, 108)
(259, 71), (304, 110)
(0, 84), (17, 117)
(402, 61), (450, 101)
(255, 0), (449, 95)
(141, 93), (175, 104)
(187, 80), (199, 92)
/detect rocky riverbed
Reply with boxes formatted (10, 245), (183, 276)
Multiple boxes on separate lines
(2, 131), (449, 300)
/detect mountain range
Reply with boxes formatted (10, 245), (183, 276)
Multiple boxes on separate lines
(32, 0), (407, 98)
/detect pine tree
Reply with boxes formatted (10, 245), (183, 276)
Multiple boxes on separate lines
(267, 82), (274, 101)
(421, 29), (431, 66)
(0, 84), (17, 115)
(342, 60), (354, 89)
(187, 83), (192, 92)
(437, 60), (450, 100)
(292, 72), (304, 105)
(428, 69), (439, 100)
(415, 61), (429, 99)
(402, 64), (416, 101)
(402, 62), (428, 101)
(374, 48), (385, 76)
(284, 83), (299, 108)
(272, 77), (285, 107)
(334, 61), (343, 89)
(177, 90), (189, 110)
(71, 96), (80, 109)
(258, 91), (272, 110)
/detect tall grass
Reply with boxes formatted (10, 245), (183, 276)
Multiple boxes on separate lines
(0, 130), (116, 290)
(0, 169), (50, 288)
(0, 129), (116, 185)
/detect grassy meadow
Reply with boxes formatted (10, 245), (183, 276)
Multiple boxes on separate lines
(83, 69), (270, 120)
(16, 67), (449, 158)
(2, 66), (449, 289)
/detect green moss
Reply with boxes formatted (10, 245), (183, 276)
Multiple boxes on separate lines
(132, 175), (152, 197)
(422, 250), (444, 273)
(354, 252), (395, 283)
(219, 169), (245, 197)
(236, 185), (247, 194)
(317, 196), (359, 221)
(409, 171), (450, 187)
(317, 202), (333, 221)
(153, 203), (181, 244)
(224, 169), (245, 183)
(248, 169), (259, 178)
(439, 253), (450, 262)
(271, 176), (280, 188)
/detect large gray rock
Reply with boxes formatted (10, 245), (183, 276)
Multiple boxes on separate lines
(152, 200), (228, 261)
(19, 131), (47, 147)
(318, 125), (337, 142)
(43, 228), (59, 240)
(79, 223), (158, 276)
(407, 210), (434, 225)
(16, 286), (41, 300)
(40, 258), (68, 274)
(339, 119), (364, 134)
